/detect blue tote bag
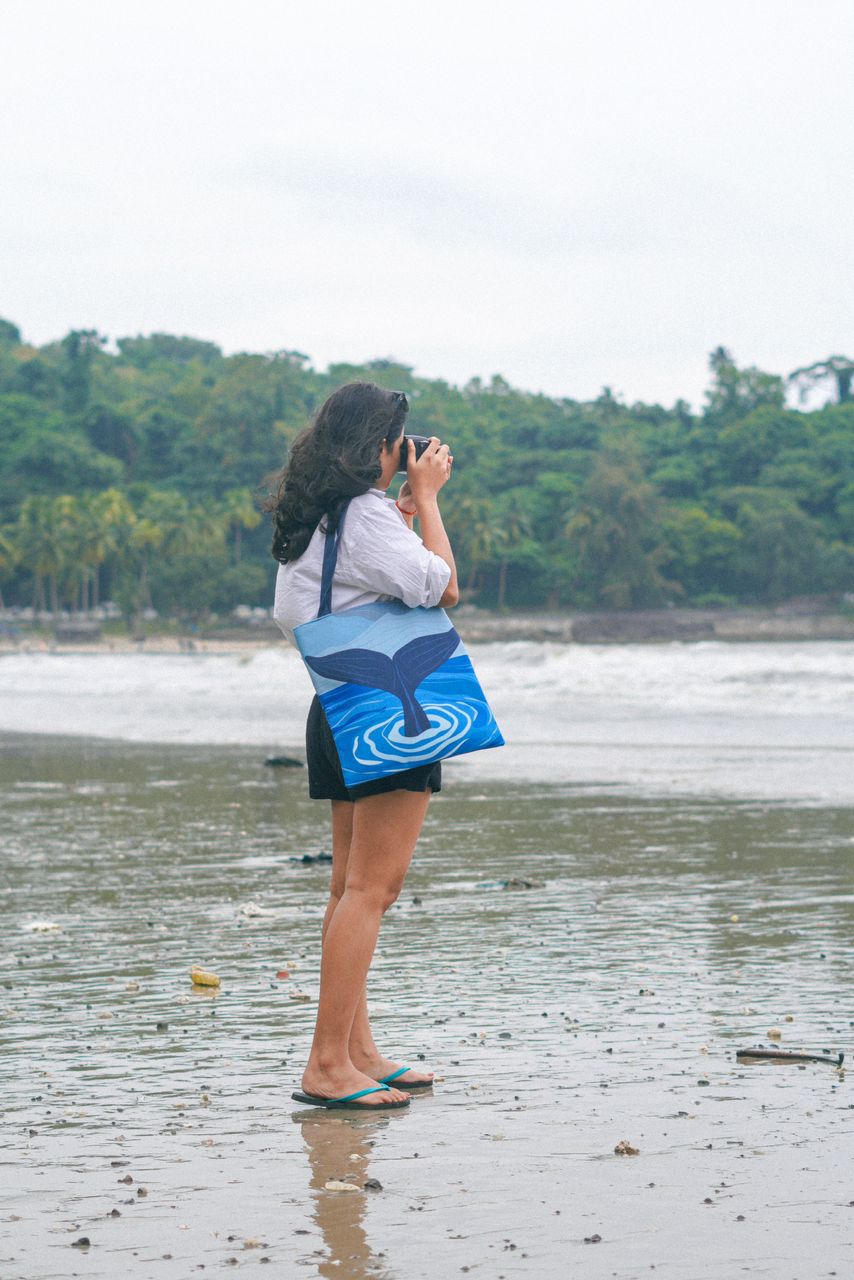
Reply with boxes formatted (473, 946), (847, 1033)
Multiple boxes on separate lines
(294, 500), (504, 788)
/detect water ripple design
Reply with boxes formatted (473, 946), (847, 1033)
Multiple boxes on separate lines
(354, 700), (478, 767)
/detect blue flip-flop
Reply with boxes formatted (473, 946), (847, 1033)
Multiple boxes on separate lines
(377, 1066), (435, 1090)
(291, 1084), (410, 1110)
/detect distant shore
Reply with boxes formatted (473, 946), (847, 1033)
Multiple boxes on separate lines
(2, 603), (854, 653)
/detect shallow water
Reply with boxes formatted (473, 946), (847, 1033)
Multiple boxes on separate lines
(1, 731), (852, 1279)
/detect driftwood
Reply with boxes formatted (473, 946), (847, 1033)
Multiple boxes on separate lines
(735, 1047), (844, 1067)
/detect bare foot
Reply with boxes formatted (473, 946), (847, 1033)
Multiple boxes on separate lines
(300, 1061), (410, 1105)
(350, 1051), (434, 1088)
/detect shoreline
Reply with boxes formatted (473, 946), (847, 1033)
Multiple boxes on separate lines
(2, 605), (854, 653)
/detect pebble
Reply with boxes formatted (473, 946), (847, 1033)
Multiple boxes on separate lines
(190, 966), (221, 987)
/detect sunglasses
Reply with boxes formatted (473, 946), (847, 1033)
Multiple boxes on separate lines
(385, 391), (409, 446)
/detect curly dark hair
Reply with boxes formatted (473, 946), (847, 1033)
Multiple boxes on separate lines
(264, 382), (409, 563)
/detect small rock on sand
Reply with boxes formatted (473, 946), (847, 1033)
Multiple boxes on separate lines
(190, 966), (221, 987)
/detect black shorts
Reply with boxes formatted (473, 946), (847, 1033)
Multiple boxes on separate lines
(305, 694), (442, 802)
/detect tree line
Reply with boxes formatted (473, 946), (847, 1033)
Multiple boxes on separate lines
(0, 317), (852, 621)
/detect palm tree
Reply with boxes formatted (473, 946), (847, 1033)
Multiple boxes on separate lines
(219, 487), (261, 564)
(0, 526), (20, 611)
(51, 494), (88, 611)
(448, 495), (497, 593)
(84, 488), (135, 611)
(14, 497), (62, 614)
(491, 499), (533, 610)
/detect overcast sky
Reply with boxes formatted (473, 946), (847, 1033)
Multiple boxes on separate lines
(2, 0), (852, 408)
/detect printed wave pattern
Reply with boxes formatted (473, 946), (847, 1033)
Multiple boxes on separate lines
(319, 655), (505, 786)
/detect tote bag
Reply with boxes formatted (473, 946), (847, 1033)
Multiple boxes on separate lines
(294, 500), (504, 788)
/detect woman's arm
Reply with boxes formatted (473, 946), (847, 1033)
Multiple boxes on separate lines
(406, 438), (459, 608)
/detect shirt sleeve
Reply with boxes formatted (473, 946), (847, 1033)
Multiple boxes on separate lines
(336, 497), (452, 608)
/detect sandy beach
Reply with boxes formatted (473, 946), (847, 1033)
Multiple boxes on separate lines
(2, 728), (851, 1279)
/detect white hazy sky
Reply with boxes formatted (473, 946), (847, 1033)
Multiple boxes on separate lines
(2, 0), (852, 408)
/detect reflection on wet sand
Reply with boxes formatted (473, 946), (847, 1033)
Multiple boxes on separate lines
(292, 1109), (396, 1280)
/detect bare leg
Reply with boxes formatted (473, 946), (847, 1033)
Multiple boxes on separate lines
(322, 800), (434, 1088)
(301, 789), (431, 1103)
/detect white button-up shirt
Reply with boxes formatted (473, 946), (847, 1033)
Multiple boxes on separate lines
(272, 488), (452, 647)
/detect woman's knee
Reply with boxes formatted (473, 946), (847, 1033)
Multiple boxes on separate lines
(328, 873), (346, 901)
(344, 871), (405, 913)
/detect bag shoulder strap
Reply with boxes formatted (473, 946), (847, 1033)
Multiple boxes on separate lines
(317, 500), (350, 618)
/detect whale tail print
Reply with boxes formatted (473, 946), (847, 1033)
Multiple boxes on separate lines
(306, 627), (461, 737)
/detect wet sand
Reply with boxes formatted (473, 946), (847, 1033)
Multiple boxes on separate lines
(1, 733), (851, 1278)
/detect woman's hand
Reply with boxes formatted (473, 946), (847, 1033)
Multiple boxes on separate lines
(396, 479), (418, 516)
(407, 437), (453, 506)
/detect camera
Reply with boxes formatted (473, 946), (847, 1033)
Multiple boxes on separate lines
(396, 434), (433, 472)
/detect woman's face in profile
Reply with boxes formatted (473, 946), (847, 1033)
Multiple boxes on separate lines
(383, 426), (406, 465)
(378, 426), (406, 488)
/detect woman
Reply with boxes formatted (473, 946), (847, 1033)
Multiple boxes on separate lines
(268, 382), (458, 1110)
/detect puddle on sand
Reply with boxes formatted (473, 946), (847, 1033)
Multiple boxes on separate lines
(1, 732), (851, 1279)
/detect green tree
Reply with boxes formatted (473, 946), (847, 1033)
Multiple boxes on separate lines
(220, 487), (262, 563)
(718, 487), (836, 601)
(0, 318), (22, 348)
(564, 457), (675, 608)
(660, 506), (742, 600)
(704, 347), (785, 426)
(789, 355), (854, 405)
(0, 525), (20, 609)
(13, 497), (63, 613)
(61, 329), (107, 416)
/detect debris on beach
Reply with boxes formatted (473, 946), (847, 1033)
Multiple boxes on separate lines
(289, 851), (333, 864)
(237, 901), (269, 916)
(363, 1178), (383, 1191)
(24, 920), (61, 932)
(735, 1047), (843, 1067)
(264, 754), (304, 768)
(767, 1026), (782, 1039)
(289, 991), (312, 1002)
(324, 1179), (361, 1192)
(477, 877), (544, 891)
(275, 969), (290, 979)
(190, 966), (221, 987)
(614, 1139), (640, 1155)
